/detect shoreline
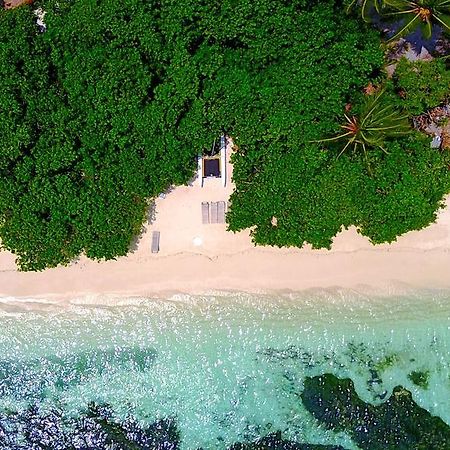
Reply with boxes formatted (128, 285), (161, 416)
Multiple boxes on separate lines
(2, 145), (450, 302)
(2, 245), (450, 301)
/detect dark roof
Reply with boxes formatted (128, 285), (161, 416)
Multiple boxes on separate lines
(204, 158), (220, 177)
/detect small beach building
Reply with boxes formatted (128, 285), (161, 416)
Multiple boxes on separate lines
(198, 135), (227, 187)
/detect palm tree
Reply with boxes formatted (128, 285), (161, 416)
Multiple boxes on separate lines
(346, 0), (450, 40)
(317, 90), (411, 167)
(383, 0), (450, 40)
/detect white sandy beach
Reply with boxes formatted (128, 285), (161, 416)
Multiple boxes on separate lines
(2, 142), (450, 300)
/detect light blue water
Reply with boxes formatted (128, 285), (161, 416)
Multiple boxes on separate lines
(0, 289), (449, 449)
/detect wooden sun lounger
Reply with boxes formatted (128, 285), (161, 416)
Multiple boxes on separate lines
(210, 201), (218, 224)
(151, 231), (160, 253)
(202, 202), (210, 224)
(217, 201), (226, 224)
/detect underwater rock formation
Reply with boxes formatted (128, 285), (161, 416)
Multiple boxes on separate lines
(301, 374), (450, 449)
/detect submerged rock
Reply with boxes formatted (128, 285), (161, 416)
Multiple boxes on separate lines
(0, 404), (180, 450)
(0, 404), (348, 450)
(301, 374), (450, 449)
(227, 431), (345, 449)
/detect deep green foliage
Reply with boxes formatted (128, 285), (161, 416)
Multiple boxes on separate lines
(0, 0), (385, 269)
(0, 0), (449, 269)
(302, 374), (450, 449)
(393, 58), (450, 115)
(0, 0), (217, 270)
(353, 136), (450, 243)
(229, 134), (450, 248)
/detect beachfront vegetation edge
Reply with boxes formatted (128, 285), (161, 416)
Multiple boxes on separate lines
(0, 0), (449, 270)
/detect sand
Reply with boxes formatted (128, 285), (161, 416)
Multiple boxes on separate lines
(2, 141), (450, 300)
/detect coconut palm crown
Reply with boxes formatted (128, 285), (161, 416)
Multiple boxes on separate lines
(317, 90), (411, 164)
(346, 0), (450, 40)
(383, 0), (450, 40)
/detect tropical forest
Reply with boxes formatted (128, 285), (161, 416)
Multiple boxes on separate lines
(0, 0), (449, 270)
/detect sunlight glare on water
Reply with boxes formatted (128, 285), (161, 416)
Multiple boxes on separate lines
(0, 289), (449, 449)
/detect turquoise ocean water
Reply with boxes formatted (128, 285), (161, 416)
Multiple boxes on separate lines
(0, 289), (449, 449)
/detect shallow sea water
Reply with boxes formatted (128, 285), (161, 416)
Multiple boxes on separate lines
(0, 289), (449, 449)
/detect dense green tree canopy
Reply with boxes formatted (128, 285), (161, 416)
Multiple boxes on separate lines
(0, 0), (449, 270)
(392, 57), (450, 115)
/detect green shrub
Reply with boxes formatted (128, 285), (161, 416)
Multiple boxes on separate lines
(354, 136), (450, 243)
(0, 0), (214, 270)
(229, 134), (450, 248)
(393, 58), (450, 115)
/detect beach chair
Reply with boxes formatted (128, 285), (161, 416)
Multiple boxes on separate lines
(220, 135), (227, 187)
(151, 231), (160, 253)
(202, 202), (210, 224)
(210, 201), (218, 224)
(217, 201), (226, 224)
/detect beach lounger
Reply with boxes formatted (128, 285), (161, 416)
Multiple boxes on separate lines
(202, 202), (210, 224)
(220, 136), (226, 187)
(198, 154), (203, 187)
(210, 201), (218, 224)
(217, 201), (226, 224)
(151, 231), (160, 253)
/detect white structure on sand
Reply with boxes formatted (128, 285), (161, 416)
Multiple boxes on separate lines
(198, 135), (227, 187)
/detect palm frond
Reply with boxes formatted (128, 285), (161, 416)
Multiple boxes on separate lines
(385, 9), (420, 15)
(337, 138), (355, 158)
(362, 0), (375, 22)
(383, 0), (413, 9)
(360, 90), (385, 127)
(420, 18), (433, 39)
(434, 11), (450, 32)
(388, 13), (421, 41)
(345, 0), (359, 14)
(314, 132), (354, 143)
